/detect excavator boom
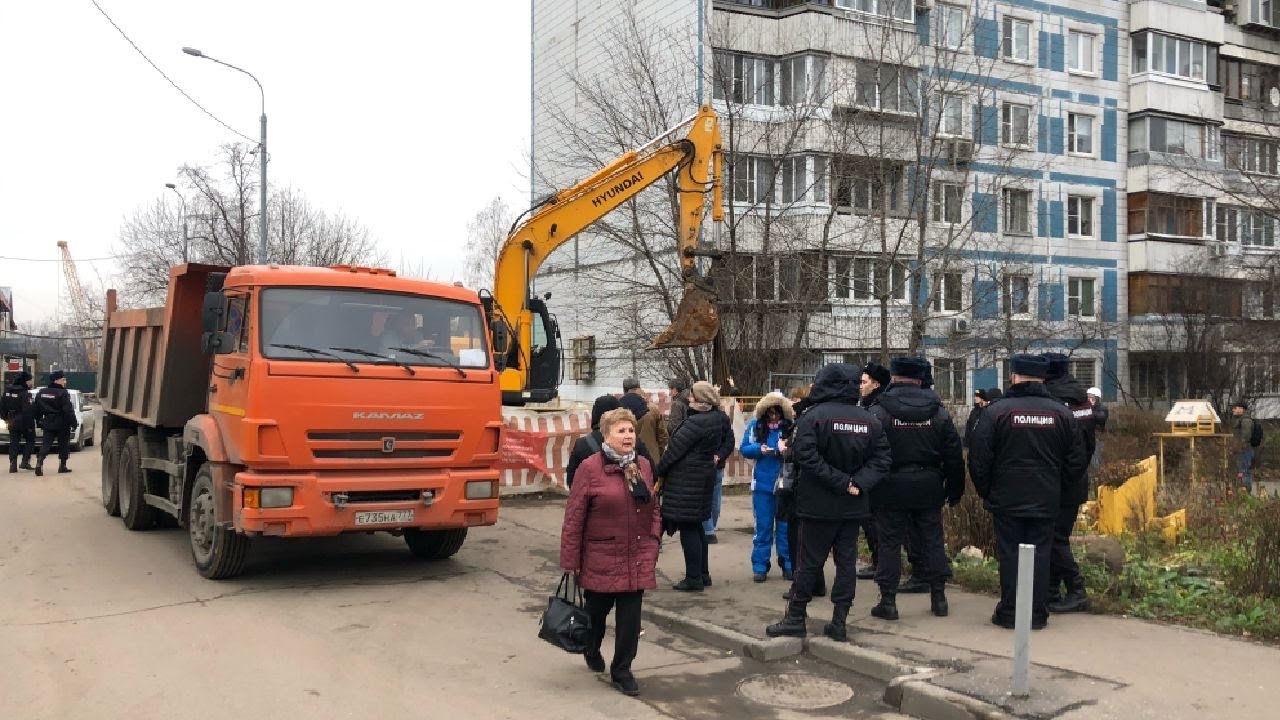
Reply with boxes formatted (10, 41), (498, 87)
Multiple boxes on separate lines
(490, 106), (723, 404)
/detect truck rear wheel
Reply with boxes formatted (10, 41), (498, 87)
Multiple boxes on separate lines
(188, 464), (249, 579)
(118, 436), (156, 531)
(404, 527), (467, 560)
(100, 430), (128, 517)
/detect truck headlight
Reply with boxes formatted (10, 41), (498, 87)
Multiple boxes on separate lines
(465, 480), (497, 500)
(260, 487), (294, 508)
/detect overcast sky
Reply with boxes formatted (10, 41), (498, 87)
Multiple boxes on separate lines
(0, 1), (531, 326)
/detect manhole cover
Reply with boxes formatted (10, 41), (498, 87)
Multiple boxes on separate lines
(736, 672), (855, 710)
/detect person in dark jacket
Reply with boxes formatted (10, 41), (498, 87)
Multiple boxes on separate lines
(779, 387), (827, 602)
(856, 362), (891, 580)
(566, 395), (653, 489)
(703, 399), (735, 544)
(766, 363), (892, 642)
(560, 408), (661, 697)
(964, 388), (1002, 449)
(1087, 387), (1107, 470)
(741, 393), (795, 582)
(33, 371), (78, 476)
(623, 379), (668, 458)
(968, 354), (1086, 630)
(2, 371), (36, 472)
(666, 377), (691, 436)
(656, 381), (723, 592)
(867, 357), (965, 621)
(1042, 353), (1097, 614)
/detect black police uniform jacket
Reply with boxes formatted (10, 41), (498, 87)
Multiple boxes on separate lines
(34, 385), (77, 432)
(1, 381), (35, 431)
(967, 382), (1086, 518)
(791, 364), (892, 522)
(1044, 375), (1097, 507)
(655, 408), (722, 523)
(868, 384), (965, 510)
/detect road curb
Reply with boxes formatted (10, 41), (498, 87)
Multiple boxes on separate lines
(886, 678), (1017, 720)
(643, 604), (803, 661)
(806, 636), (923, 683)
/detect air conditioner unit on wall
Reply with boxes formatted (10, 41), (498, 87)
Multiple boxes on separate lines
(915, 0), (934, 11)
(944, 138), (975, 166)
(952, 317), (971, 334)
(1209, 242), (1229, 259)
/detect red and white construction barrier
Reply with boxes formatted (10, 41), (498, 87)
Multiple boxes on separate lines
(498, 395), (753, 495)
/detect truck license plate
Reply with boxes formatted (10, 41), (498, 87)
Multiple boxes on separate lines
(354, 509), (415, 526)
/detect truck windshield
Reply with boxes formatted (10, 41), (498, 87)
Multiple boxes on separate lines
(260, 288), (490, 369)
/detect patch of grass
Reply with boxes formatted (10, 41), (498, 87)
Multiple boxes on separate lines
(950, 555), (1000, 595)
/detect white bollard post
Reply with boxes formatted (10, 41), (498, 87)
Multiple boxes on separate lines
(1012, 542), (1035, 697)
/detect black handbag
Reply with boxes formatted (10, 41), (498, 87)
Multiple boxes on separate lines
(775, 460), (796, 493)
(538, 572), (593, 654)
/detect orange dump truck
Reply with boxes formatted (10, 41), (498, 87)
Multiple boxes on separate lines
(97, 263), (503, 578)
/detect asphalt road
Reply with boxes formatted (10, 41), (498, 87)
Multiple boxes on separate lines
(0, 448), (898, 720)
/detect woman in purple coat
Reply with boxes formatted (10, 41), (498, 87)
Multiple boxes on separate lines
(560, 408), (661, 697)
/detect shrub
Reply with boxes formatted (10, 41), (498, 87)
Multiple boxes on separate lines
(1220, 495), (1280, 599)
(943, 480), (996, 558)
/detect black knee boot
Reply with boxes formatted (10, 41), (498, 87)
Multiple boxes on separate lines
(824, 602), (851, 642)
(7, 458), (16, 473)
(930, 583), (949, 617)
(58, 459), (71, 474)
(766, 601), (807, 637)
(871, 590), (899, 621)
(1048, 575), (1089, 613)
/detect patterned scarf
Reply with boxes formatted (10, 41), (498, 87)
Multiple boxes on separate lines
(602, 442), (651, 502)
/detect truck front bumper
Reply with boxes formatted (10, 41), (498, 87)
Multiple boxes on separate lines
(231, 468), (500, 537)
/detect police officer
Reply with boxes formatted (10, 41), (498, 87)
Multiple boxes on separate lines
(1041, 353), (1096, 614)
(968, 354), (1085, 630)
(2, 371), (37, 473)
(34, 371), (78, 476)
(857, 362), (891, 580)
(766, 363), (891, 642)
(867, 357), (965, 620)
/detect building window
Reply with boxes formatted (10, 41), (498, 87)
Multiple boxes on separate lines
(731, 155), (775, 204)
(1217, 206), (1277, 247)
(1068, 196), (1094, 237)
(855, 61), (918, 112)
(570, 336), (596, 382)
(933, 358), (967, 402)
(780, 156), (807, 203)
(1132, 32), (1208, 81)
(1069, 358), (1097, 388)
(1068, 277), (1097, 319)
(933, 271), (963, 312)
(937, 5), (967, 50)
(1251, 0), (1276, 27)
(713, 52), (775, 106)
(780, 55), (828, 106)
(1068, 113), (1094, 155)
(1067, 31), (1095, 74)
(1001, 102), (1031, 147)
(931, 181), (964, 223)
(1128, 192), (1204, 238)
(1002, 188), (1032, 234)
(1220, 57), (1279, 103)
(1003, 274), (1031, 316)
(1002, 17), (1031, 63)
(939, 93), (964, 136)
(1128, 117), (1218, 159)
(833, 159), (904, 215)
(833, 0), (913, 22)
(831, 257), (910, 302)
(1130, 356), (1169, 399)
(1223, 134), (1280, 175)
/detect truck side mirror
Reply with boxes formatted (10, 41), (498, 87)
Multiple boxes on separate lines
(490, 321), (509, 372)
(202, 290), (228, 333)
(201, 331), (236, 355)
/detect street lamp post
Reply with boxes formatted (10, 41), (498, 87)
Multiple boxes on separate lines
(182, 46), (268, 265)
(164, 183), (189, 263)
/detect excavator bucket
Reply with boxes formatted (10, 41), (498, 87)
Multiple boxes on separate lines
(649, 282), (720, 349)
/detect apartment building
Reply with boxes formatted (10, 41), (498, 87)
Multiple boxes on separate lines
(1126, 0), (1280, 413)
(532, 0), (1129, 403)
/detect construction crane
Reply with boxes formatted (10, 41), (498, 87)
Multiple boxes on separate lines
(56, 241), (99, 371)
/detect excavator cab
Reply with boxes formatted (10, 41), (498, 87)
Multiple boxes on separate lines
(497, 295), (561, 406)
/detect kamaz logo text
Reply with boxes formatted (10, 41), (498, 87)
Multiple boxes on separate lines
(591, 172), (644, 207)
(352, 411), (424, 420)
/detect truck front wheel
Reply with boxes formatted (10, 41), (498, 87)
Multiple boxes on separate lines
(404, 527), (467, 560)
(188, 465), (250, 579)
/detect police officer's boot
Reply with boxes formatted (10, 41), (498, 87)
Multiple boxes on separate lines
(870, 590), (899, 621)
(766, 601), (808, 638)
(930, 583), (949, 617)
(34, 460), (43, 477)
(8, 458), (16, 474)
(823, 602), (851, 642)
(1047, 576), (1090, 613)
(19, 458), (33, 470)
(57, 459), (71, 474)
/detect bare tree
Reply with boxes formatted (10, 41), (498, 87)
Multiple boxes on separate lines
(463, 196), (515, 289)
(114, 144), (384, 304)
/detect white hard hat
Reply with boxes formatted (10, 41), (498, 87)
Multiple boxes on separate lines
(1087, 387), (1102, 397)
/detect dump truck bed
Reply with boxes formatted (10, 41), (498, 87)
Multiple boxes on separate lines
(97, 264), (229, 429)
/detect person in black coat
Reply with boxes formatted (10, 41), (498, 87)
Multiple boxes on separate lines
(867, 357), (965, 621)
(655, 381), (723, 592)
(1041, 353), (1097, 614)
(2, 371), (36, 472)
(702, 401), (735, 544)
(856, 361), (891, 580)
(968, 354), (1086, 630)
(567, 395), (653, 489)
(778, 389), (827, 602)
(964, 387), (1002, 448)
(33, 371), (78, 476)
(766, 363), (892, 642)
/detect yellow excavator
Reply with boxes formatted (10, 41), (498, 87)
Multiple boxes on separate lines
(486, 105), (724, 405)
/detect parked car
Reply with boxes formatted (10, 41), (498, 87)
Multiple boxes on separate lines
(0, 388), (97, 452)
